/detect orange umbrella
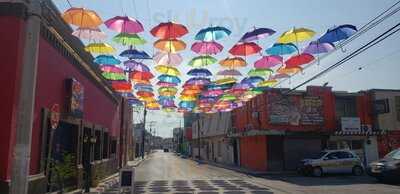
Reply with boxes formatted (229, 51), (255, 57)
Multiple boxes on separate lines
(277, 66), (303, 74)
(181, 89), (201, 96)
(136, 91), (154, 98)
(62, 7), (102, 28)
(154, 39), (186, 53)
(219, 57), (247, 68)
(132, 79), (151, 84)
(130, 71), (154, 80)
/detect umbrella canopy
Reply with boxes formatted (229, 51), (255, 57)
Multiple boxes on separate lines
(153, 52), (183, 66)
(183, 84), (203, 90)
(62, 7), (102, 28)
(271, 73), (290, 79)
(159, 89), (178, 96)
(101, 72), (126, 80)
(134, 83), (153, 90)
(130, 71), (154, 80)
(240, 27), (276, 42)
(285, 53), (315, 68)
(136, 86), (154, 92)
(181, 89), (201, 96)
(179, 101), (196, 108)
(185, 77), (211, 85)
(265, 43), (298, 55)
(257, 79), (278, 87)
(110, 81), (132, 92)
(241, 76), (265, 84)
(319, 24), (357, 43)
(150, 22), (188, 39)
(120, 49), (151, 59)
(216, 77), (237, 85)
(191, 41), (223, 55)
(248, 68), (273, 77)
(104, 16), (144, 33)
(217, 69), (242, 76)
(154, 39), (186, 53)
(72, 27), (107, 40)
(156, 81), (178, 87)
(195, 26), (231, 41)
(180, 95), (197, 101)
(158, 87), (178, 94)
(94, 55), (121, 65)
(187, 68), (212, 77)
(124, 60), (150, 72)
(254, 55), (282, 68)
(136, 91), (154, 98)
(155, 65), (180, 76)
(220, 94), (237, 101)
(133, 79), (151, 84)
(100, 65), (124, 73)
(233, 82), (254, 90)
(219, 57), (247, 68)
(278, 27), (316, 44)
(229, 42), (262, 56)
(112, 33), (146, 45)
(303, 41), (335, 54)
(277, 66), (303, 74)
(85, 43), (115, 54)
(202, 89), (224, 97)
(188, 55), (217, 67)
(158, 75), (181, 83)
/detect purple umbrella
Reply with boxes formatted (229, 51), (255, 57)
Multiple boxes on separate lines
(303, 41), (335, 54)
(191, 41), (223, 55)
(123, 60), (150, 72)
(185, 77), (211, 85)
(240, 27), (276, 42)
(232, 82), (254, 90)
(104, 16), (144, 34)
(217, 69), (242, 76)
(254, 55), (283, 69)
(153, 51), (183, 66)
(187, 68), (212, 77)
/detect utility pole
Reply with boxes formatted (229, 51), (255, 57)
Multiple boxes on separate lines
(197, 117), (201, 160)
(10, 1), (41, 194)
(141, 105), (147, 159)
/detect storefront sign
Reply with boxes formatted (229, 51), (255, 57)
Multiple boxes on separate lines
(341, 117), (361, 132)
(67, 78), (84, 118)
(301, 96), (324, 125)
(50, 104), (60, 129)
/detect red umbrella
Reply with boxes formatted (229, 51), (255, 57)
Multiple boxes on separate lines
(111, 81), (132, 92)
(130, 71), (154, 80)
(136, 91), (155, 98)
(150, 22), (188, 39)
(229, 42), (262, 56)
(285, 53), (315, 68)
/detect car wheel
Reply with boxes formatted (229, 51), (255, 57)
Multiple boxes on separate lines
(312, 167), (323, 177)
(352, 166), (363, 176)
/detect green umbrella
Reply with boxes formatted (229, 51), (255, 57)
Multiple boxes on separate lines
(220, 94), (237, 101)
(188, 55), (217, 67)
(113, 33), (146, 46)
(101, 72), (126, 80)
(247, 68), (273, 77)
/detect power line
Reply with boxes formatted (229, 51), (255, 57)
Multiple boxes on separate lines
(65, 0), (72, 8)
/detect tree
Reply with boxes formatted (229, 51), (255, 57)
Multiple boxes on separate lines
(49, 152), (77, 193)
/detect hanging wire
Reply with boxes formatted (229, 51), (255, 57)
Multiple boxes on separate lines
(131, 0), (139, 18)
(65, 0), (73, 8)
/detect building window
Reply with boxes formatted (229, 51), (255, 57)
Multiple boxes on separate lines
(395, 96), (400, 121)
(110, 139), (117, 155)
(94, 130), (102, 160)
(335, 96), (357, 119)
(102, 132), (109, 159)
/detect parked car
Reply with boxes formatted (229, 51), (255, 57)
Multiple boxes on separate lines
(163, 148), (169, 152)
(297, 149), (364, 177)
(367, 148), (400, 183)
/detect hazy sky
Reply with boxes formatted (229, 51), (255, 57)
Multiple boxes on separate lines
(54, 0), (400, 137)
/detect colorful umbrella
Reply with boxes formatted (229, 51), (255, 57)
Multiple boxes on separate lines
(124, 60), (150, 72)
(158, 75), (181, 83)
(241, 76), (265, 84)
(219, 93), (236, 101)
(285, 53), (315, 68)
(181, 89), (201, 96)
(217, 69), (242, 76)
(185, 77), (211, 85)
(155, 65), (180, 76)
(85, 43), (115, 54)
(158, 87), (178, 94)
(150, 22), (188, 39)
(195, 26), (231, 41)
(130, 71), (154, 80)
(112, 33), (146, 45)
(257, 79), (278, 87)
(191, 41), (223, 55)
(303, 41), (335, 54)
(136, 86), (154, 93)
(133, 79), (151, 84)
(240, 27), (276, 42)
(101, 72), (126, 80)
(183, 84), (203, 90)
(278, 27), (316, 44)
(110, 81), (132, 92)
(319, 24), (357, 43)
(216, 77), (237, 85)
(62, 7), (102, 28)
(277, 66), (303, 74)
(120, 49), (151, 59)
(156, 81), (178, 87)
(179, 101), (196, 108)
(153, 52), (183, 66)
(154, 39), (186, 53)
(229, 42), (262, 56)
(219, 57), (247, 68)
(72, 27), (107, 40)
(104, 16), (144, 33)
(134, 83), (153, 90)
(94, 55), (121, 65)
(187, 68), (212, 77)
(100, 65), (124, 73)
(179, 95), (197, 101)
(202, 89), (224, 97)
(136, 91), (154, 98)
(247, 68), (273, 77)
(188, 55), (217, 67)
(271, 73), (290, 79)
(265, 43), (298, 56)
(233, 82), (254, 90)
(254, 55), (282, 69)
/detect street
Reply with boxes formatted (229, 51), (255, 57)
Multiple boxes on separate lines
(127, 151), (400, 194)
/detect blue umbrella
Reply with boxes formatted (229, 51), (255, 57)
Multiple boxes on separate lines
(318, 24), (357, 43)
(120, 49), (151, 59)
(158, 74), (181, 83)
(185, 77), (211, 85)
(195, 26), (231, 41)
(187, 68), (212, 77)
(135, 86), (153, 92)
(265, 43), (298, 55)
(206, 82), (234, 90)
(241, 76), (265, 84)
(240, 27), (276, 42)
(179, 101), (196, 108)
(94, 55), (121, 65)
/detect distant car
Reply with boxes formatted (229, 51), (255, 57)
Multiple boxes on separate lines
(297, 149), (364, 177)
(163, 148), (169, 152)
(367, 148), (400, 183)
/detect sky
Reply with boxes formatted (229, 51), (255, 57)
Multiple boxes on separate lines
(54, 0), (400, 137)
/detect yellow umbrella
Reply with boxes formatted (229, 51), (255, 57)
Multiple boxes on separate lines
(180, 95), (197, 101)
(84, 43), (115, 54)
(216, 77), (237, 85)
(62, 7), (103, 28)
(278, 27), (316, 44)
(257, 79), (278, 87)
(155, 65), (181, 76)
(146, 102), (160, 109)
(162, 107), (175, 112)
(158, 87), (178, 96)
(139, 96), (156, 103)
(181, 89), (201, 96)
(154, 39), (186, 53)
(219, 57), (247, 68)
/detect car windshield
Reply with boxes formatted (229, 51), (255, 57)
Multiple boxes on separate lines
(384, 149), (400, 160)
(309, 151), (328, 159)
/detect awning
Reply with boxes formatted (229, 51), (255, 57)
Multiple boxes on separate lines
(333, 131), (386, 136)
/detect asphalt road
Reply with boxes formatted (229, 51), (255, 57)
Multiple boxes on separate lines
(100, 150), (400, 194)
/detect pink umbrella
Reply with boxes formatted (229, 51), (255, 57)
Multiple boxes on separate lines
(100, 65), (124, 73)
(254, 55), (282, 69)
(217, 69), (242, 76)
(123, 60), (150, 72)
(156, 81), (178, 87)
(72, 27), (107, 40)
(104, 16), (144, 34)
(153, 51), (183, 66)
(191, 41), (223, 55)
(271, 73), (290, 79)
(202, 89), (224, 97)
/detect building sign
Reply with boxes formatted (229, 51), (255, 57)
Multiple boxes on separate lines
(341, 117), (361, 132)
(373, 99), (390, 114)
(301, 96), (324, 125)
(50, 104), (60, 129)
(67, 78), (84, 118)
